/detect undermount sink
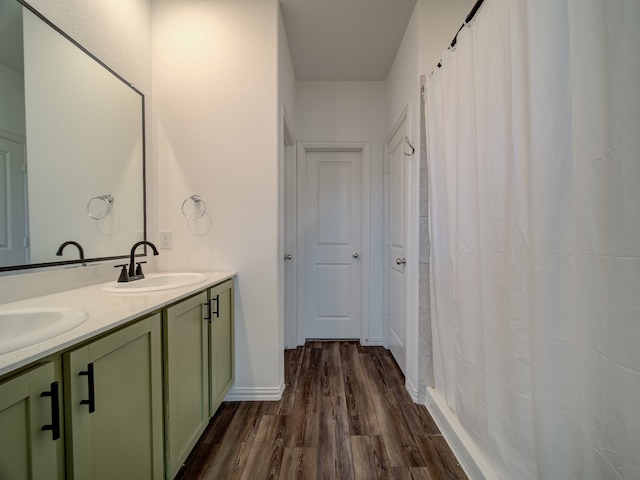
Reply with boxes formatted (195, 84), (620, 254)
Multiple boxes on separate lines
(101, 272), (207, 293)
(0, 307), (90, 355)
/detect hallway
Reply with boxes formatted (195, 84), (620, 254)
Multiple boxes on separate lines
(176, 341), (467, 479)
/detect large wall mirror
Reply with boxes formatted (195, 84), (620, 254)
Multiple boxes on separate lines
(0, 0), (145, 273)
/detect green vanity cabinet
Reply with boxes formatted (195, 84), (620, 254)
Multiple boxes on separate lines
(208, 279), (234, 415)
(163, 291), (210, 479)
(0, 360), (65, 480)
(64, 314), (164, 480)
(163, 279), (235, 478)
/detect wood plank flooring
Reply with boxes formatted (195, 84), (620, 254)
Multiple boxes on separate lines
(175, 341), (468, 480)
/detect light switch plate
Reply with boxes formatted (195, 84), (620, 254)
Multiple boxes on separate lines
(159, 230), (172, 249)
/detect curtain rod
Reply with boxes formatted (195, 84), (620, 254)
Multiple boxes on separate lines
(465, 0), (485, 25)
(436, 0), (486, 68)
(451, 0), (485, 47)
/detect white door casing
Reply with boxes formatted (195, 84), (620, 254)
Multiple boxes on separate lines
(282, 108), (298, 349)
(385, 110), (409, 374)
(298, 142), (370, 343)
(0, 136), (28, 266)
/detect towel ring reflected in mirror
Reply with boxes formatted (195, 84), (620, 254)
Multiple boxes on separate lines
(181, 194), (207, 220)
(87, 195), (114, 220)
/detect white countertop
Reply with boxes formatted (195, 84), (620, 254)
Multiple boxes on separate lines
(0, 271), (235, 378)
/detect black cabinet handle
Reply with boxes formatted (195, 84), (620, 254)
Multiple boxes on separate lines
(79, 363), (95, 413)
(211, 295), (220, 319)
(41, 381), (61, 440)
(203, 300), (212, 321)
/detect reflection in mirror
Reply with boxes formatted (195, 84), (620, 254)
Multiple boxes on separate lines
(0, 0), (145, 272)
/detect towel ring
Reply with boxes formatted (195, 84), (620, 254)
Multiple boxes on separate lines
(181, 194), (207, 220)
(87, 195), (114, 220)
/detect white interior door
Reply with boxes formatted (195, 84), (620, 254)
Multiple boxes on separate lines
(386, 114), (409, 373)
(302, 147), (363, 340)
(0, 137), (28, 266)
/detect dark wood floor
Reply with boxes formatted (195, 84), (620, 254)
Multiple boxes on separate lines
(175, 341), (468, 480)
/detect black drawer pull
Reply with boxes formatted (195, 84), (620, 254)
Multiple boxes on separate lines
(79, 362), (95, 413)
(211, 295), (220, 319)
(41, 381), (61, 440)
(203, 300), (212, 321)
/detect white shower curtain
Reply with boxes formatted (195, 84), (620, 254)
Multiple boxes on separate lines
(426, 0), (640, 478)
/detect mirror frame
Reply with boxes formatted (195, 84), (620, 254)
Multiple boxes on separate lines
(0, 0), (147, 273)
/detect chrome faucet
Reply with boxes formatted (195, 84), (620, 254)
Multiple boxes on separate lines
(115, 241), (159, 283)
(56, 241), (86, 265)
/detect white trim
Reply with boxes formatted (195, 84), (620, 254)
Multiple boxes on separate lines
(296, 142), (371, 345)
(281, 104), (297, 349)
(425, 388), (499, 480)
(360, 143), (371, 344)
(296, 142), (306, 345)
(363, 336), (385, 346)
(282, 107), (296, 146)
(225, 383), (285, 402)
(405, 376), (419, 403)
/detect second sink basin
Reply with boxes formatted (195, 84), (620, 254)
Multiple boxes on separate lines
(101, 272), (208, 293)
(0, 306), (90, 355)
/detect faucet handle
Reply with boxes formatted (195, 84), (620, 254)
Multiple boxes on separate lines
(135, 261), (147, 277)
(114, 264), (129, 283)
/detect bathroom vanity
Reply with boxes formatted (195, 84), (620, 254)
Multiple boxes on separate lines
(0, 272), (235, 480)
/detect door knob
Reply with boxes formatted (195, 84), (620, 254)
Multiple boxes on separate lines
(352, 252), (360, 259)
(395, 257), (406, 265)
(284, 254), (292, 261)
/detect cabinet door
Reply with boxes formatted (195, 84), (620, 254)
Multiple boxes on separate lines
(0, 361), (64, 480)
(209, 279), (234, 415)
(65, 315), (163, 480)
(164, 291), (209, 479)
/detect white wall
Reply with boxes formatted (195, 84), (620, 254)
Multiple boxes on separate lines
(389, 0), (474, 135)
(418, 0), (475, 75)
(152, 0), (284, 399)
(295, 80), (387, 345)
(23, 9), (144, 263)
(278, 7), (296, 123)
(25, 0), (152, 95)
(24, 0), (155, 246)
(0, 63), (25, 139)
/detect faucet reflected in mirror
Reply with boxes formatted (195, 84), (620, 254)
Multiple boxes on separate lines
(56, 241), (86, 266)
(114, 241), (159, 283)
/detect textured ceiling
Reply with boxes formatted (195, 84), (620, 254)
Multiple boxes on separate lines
(280, 0), (417, 81)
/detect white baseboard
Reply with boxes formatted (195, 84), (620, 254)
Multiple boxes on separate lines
(405, 377), (420, 402)
(364, 336), (385, 346)
(225, 382), (285, 402)
(424, 388), (498, 480)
